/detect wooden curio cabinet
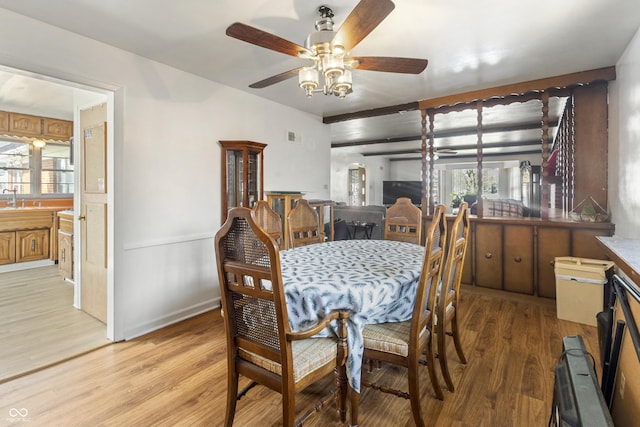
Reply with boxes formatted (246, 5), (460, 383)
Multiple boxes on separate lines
(219, 140), (266, 222)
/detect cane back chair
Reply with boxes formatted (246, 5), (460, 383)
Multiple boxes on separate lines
(215, 207), (348, 426)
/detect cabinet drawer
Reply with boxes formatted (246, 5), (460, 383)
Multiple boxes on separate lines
(59, 217), (74, 234)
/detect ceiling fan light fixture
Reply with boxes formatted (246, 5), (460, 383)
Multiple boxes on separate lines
(322, 54), (344, 79)
(299, 67), (319, 97)
(333, 70), (352, 99)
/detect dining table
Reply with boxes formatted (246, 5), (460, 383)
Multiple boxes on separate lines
(279, 239), (425, 393)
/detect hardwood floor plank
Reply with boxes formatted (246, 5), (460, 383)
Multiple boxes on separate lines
(0, 286), (603, 426)
(0, 266), (108, 383)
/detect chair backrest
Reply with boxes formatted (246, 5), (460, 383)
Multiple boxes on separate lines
(439, 202), (471, 313)
(252, 200), (283, 248)
(215, 207), (293, 376)
(384, 197), (423, 245)
(287, 199), (323, 248)
(410, 204), (447, 347)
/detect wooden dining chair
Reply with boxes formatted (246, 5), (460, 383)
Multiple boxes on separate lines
(384, 197), (423, 245)
(251, 200), (283, 248)
(287, 198), (324, 248)
(436, 202), (471, 392)
(215, 207), (349, 426)
(355, 204), (447, 427)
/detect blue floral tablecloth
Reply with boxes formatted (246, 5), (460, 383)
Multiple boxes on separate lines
(280, 239), (425, 392)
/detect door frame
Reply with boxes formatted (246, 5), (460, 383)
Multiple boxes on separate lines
(0, 63), (120, 341)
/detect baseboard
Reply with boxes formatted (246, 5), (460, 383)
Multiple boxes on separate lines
(123, 297), (221, 340)
(0, 259), (55, 273)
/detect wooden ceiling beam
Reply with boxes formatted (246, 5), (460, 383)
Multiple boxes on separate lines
(331, 119), (558, 148)
(323, 68), (613, 124)
(389, 149), (543, 162)
(362, 139), (544, 157)
(419, 67), (615, 110)
(323, 102), (419, 124)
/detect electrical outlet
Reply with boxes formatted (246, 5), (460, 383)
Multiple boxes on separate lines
(619, 371), (626, 399)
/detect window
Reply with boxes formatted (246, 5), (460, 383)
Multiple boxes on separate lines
(0, 139), (73, 197)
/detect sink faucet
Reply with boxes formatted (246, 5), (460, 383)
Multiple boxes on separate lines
(3, 188), (17, 207)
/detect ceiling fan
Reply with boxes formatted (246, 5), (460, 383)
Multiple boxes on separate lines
(225, 0), (428, 98)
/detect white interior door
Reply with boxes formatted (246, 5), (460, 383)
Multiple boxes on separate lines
(79, 103), (108, 323)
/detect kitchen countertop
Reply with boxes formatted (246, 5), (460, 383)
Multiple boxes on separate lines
(597, 235), (640, 285)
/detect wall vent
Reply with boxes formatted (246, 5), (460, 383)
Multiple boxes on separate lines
(286, 130), (301, 143)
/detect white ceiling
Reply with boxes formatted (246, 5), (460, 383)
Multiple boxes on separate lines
(0, 0), (639, 158)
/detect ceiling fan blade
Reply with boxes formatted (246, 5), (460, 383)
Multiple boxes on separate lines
(226, 22), (310, 57)
(249, 67), (307, 89)
(350, 56), (428, 74)
(333, 0), (395, 52)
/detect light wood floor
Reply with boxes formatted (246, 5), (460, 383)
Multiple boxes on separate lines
(0, 285), (599, 426)
(0, 265), (109, 384)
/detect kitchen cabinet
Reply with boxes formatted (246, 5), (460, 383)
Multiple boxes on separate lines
(0, 111), (8, 133)
(0, 208), (59, 265)
(0, 110), (73, 141)
(9, 112), (42, 137)
(219, 140), (266, 223)
(43, 118), (73, 140)
(57, 211), (74, 280)
(16, 229), (49, 262)
(0, 231), (16, 264)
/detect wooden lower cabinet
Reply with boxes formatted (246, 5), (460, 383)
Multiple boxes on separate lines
(503, 225), (534, 294)
(0, 231), (16, 265)
(467, 218), (614, 298)
(474, 223), (503, 289)
(16, 229), (49, 262)
(537, 227), (571, 298)
(58, 232), (73, 280)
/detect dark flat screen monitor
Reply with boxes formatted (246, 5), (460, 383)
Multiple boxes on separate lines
(383, 181), (422, 205)
(551, 335), (614, 427)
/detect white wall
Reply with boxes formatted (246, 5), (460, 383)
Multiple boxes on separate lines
(0, 9), (330, 340)
(330, 151), (389, 205)
(608, 25), (640, 239)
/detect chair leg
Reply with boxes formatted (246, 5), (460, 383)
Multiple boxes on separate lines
(407, 360), (426, 427)
(451, 312), (467, 364)
(350, 387), (360, 427)
(225, 370), (239, 427)
(438, 322), (455, 392)
(337, 364), (348, 423)
(282, 387), (295, 427)
(424, 339), (444, 400)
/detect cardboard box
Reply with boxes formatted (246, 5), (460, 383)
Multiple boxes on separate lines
(555, 257), (614, 326)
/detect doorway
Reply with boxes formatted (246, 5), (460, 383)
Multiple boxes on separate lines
(0, 65), (114, 379)
(348, 166), (366, 206)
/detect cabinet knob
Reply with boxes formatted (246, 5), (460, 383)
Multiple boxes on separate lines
(78, 215), (86, 221)
(485, 252), (493, 259)
(549, 259), (555, 266)
(514, 256), (522, 263)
